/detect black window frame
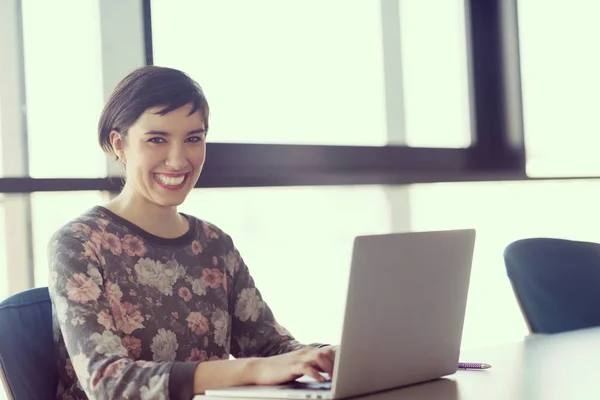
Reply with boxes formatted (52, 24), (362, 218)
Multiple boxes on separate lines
(0, 0), (529, 193)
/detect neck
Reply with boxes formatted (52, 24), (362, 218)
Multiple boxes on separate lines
(105, 186), (188, 239)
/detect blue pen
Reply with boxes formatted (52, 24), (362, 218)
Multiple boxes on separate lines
(458, 362), (491, 370)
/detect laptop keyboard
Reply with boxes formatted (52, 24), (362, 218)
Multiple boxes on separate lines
(283, 382), (332, 391)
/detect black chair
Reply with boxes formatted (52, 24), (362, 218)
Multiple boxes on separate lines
(0, 287), (58, 399)
(504, 238), (600, 334)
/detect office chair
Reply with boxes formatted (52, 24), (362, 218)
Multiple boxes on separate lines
(504, 238), (600, 334)
(0, 287), (58, 399)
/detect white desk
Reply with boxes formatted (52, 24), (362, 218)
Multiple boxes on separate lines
(198, 327), (600, 399)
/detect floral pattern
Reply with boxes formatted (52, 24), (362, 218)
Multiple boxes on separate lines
(140, 374), (168, 400)
(212, 309), (229, 348)
(66, 273), (101, 304)
(123, 234), (148, 257)
(135, 258), (186, 296)
(90, 331), (128, 357)
(151, 329), (179, 362)
(123, 335), (143, 359)
(112, 301), (145, 334)
(235, 288), (265, 322)
(201, 268), (223, 289)
(191, 278), (207, 296)
(186, 312), (210, 335)
(48, 206), (315, 400)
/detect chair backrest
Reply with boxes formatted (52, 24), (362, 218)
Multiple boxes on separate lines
(0, 287), (58, 399)
(504, 238), (600, 334)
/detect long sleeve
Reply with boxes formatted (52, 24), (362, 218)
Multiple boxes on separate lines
(227, 241), (326, 358)
(48, 231), (198, 400)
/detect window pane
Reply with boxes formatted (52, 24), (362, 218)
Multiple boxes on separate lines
(22, 0), (106, 178)
(399, 0), (471, 148)
(152, 0), (471, 148)
(152, 0), (386, 146)
(179, 186), (393, 345)
(31, 191), (108, 288)
(409, 179), (600, 349)
(519, 0), (600, 176)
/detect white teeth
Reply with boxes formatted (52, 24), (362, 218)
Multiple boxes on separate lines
(155, 174), (186, 186)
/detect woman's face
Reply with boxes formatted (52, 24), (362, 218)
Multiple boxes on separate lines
(112, 103), (207, 208)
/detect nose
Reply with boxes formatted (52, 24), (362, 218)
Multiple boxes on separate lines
(164, 144), (189, 171)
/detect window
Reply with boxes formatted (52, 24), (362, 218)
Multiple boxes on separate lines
(151, 0), (471, 148)
(398, 0), (471, 148)
(179, 186), (394, 345)
(518, 0), (600, 177)
(409, 179), (600, 348)
(31, 191), (108, 288)
(180, 179), (600, 350)
(21, 0), (106, 178)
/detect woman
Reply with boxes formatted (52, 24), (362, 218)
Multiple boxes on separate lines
(48, 66), (335, 400)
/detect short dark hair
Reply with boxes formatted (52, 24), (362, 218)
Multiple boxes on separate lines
(98, 66), (210, 157)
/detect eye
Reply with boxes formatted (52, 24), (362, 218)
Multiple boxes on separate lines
(186, 136), (204, 143)
(148, 137), (165, 144)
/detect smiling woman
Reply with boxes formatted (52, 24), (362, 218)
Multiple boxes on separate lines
(46, 66), (336, 400)
(109, 103), (207, 214)
(96, 67), (210, 239)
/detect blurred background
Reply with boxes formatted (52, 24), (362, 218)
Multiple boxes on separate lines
(1, 0), (599, 373)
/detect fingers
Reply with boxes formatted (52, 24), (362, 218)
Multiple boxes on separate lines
(289, 346), (339, 383)
(301, 363), (327, 382)
(298, 347), (336, 378)
(314, 349), (335, 377)
(324, 346), (337, 361)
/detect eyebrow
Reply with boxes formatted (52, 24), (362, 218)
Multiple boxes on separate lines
(144, 129), (206, 136)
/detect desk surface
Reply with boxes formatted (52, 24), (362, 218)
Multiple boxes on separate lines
(198, 326), (600, 400)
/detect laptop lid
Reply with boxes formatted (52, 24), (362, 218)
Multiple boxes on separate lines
(330, 229), (475, 399)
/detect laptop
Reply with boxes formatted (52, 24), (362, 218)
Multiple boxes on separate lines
(203, 229), (476, 399)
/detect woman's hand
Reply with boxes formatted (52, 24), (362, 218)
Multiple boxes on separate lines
(249, 346), (337, 386)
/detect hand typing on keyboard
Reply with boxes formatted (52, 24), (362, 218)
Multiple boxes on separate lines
(249, 345), (337, 386)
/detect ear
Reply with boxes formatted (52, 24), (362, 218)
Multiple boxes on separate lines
(109, 130), (126, 163)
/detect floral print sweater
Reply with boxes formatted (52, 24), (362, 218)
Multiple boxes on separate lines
(48, 206), (315, 400)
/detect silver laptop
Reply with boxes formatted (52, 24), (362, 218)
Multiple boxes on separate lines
(204, 229), (476, 399)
